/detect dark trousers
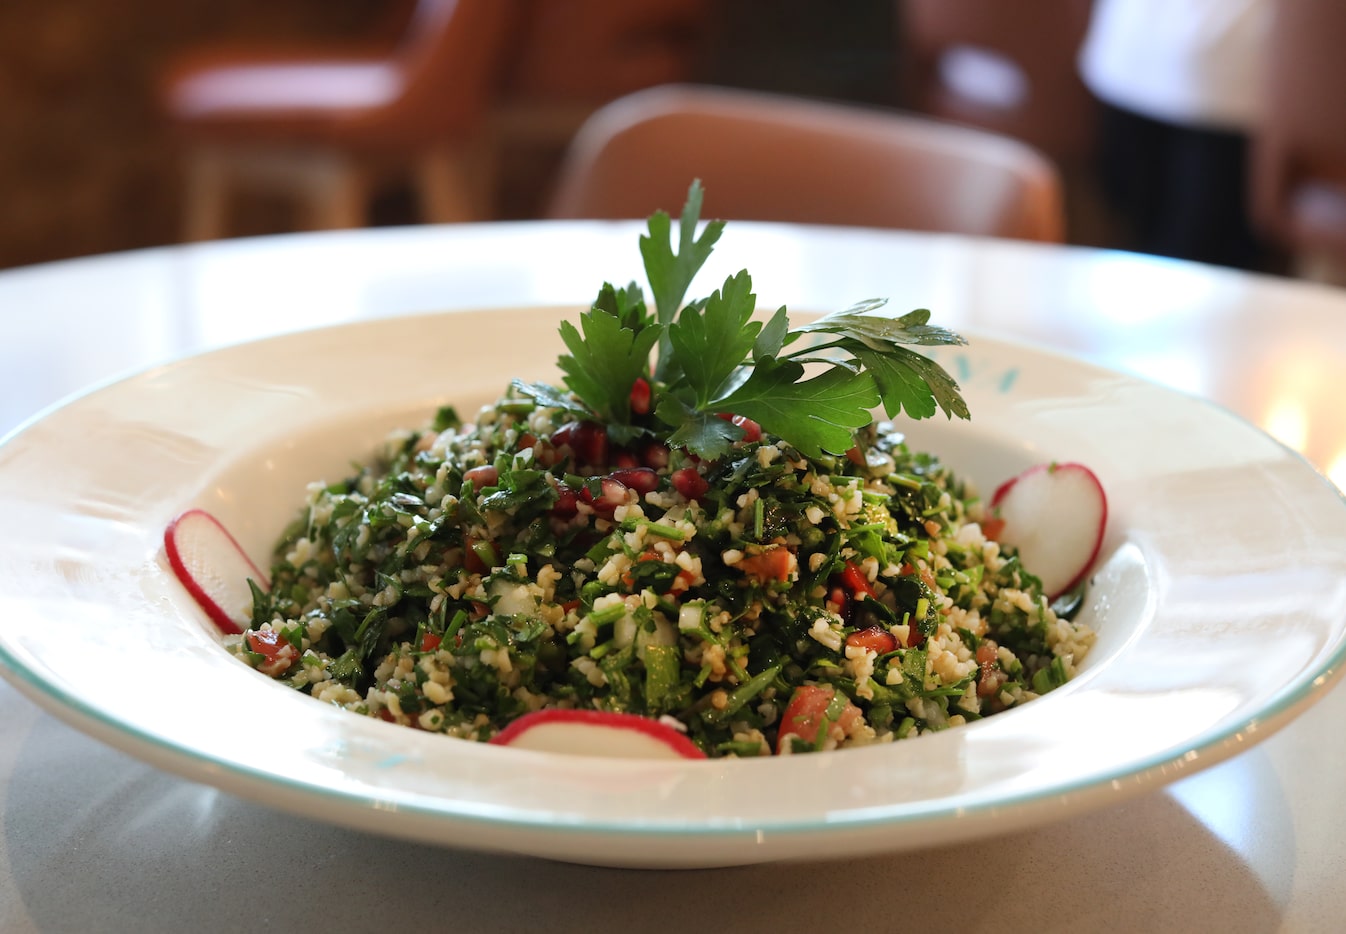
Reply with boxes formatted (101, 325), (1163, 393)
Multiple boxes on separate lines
(1097, 101), (1268, 270)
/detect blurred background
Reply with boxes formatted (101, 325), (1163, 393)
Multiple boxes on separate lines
(0, 0), (1337, 280)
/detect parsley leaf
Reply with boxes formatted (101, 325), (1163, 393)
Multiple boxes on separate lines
(657, 396), (743, 460)
(640, 180), (725, 380)
(716, 359), (881, 458)
(556, 306), (660, 423)
(753, 306), (790, 360)
(510, 379), (591, 419)
(790, 304), (969, 420)
(667, 269), (760, 406)
(592, 280), (652, 331)
(794, 303), (967, 350)
(850, 344), (969, 420)
(517, 181), (969, 461)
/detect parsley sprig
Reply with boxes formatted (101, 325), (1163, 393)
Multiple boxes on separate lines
(513, 181), (969, 460)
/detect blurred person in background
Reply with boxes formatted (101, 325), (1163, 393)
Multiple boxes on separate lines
(1079, 0), (1272, 269)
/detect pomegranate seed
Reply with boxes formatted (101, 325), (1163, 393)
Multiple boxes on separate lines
(640, 441), (671, 470)
(611, 448), (639, 470)
(670, 467), (709, 502)
(629, 377), (652, 415)
(463, 464), (498, 489)
(578, 427), (609, 466)
(609, 467), (659, 495)
(715, 413), (762, 443)
(579, 477), (629, 516)
(551, 482), (579, 518)
(599, 476), (630, 507)
(550, 420), (609, 467)
(732, 414), (762, 443)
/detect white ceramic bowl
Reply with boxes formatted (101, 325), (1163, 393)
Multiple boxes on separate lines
(1, 308), (1344, 868)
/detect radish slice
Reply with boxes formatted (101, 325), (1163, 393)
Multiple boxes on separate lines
(164, 509), (269, 635)
(490, 710), (706, 759)
(989, 462), (1107, 599)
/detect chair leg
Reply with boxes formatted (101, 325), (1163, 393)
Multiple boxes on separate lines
(182, 148), (230, 242)
(302, 156), (369, 230)
(415, 145), (483, 224)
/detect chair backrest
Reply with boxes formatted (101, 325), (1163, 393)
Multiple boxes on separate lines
(501, 0), (709, 102)
(899, 0), (1096, 162)
(1250, 0), (1346, 251)
(322, 0), (515, 145)
(545, 84), (1066, 242)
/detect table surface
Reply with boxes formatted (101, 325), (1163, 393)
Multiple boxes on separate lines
(1, 221), (1344, 932)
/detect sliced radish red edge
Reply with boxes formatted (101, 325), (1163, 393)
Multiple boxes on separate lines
(989, 461), (1108, 600)
(489, 709), (706, 760)
(163, 508), (270, 636)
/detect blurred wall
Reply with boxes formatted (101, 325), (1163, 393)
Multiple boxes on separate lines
(0, 0), (896, 272)
(0, 0), (395, 270)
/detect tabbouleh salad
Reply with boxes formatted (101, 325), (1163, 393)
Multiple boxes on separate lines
(228, 184), (1095, 758)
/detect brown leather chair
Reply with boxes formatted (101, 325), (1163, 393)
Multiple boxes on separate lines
(898, 0), (1097, 163)
(494, 0), (710, 143)
(159, 0), (514, 240)
(546, 84), (1066, 242)
(1251, 0), (1346, 278)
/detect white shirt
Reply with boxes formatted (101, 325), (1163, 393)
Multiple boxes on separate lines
(1078, 0), (1271, 130)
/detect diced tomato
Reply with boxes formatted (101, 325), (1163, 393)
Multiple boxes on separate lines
(670, 466), (709, 501)
(981, 516), (1005, 541)
(839, 561), (875, 599)
(463, 464), (498, 489)
(826, 586), (848, 616)
(976, 640), (1007, 697)
(776, 685), (863, 753)
(899, 561), (938, 592)
(247, 628), (297, 677)
(462, 537), (490, 573)
(621, 548), (695, 594)
(671, 568), (696, 593)
(621, 549), (662, 588)
(629, 376), (652, 415)
(515, 432), (537, 451)
(247, 628), (283, 656)
(845, 445), (866, 467)
(421, 632), (443, 652)
(846, 627), (897, 655)
(737, 546), (794, 583)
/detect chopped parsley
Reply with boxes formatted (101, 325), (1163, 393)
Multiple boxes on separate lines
(515, 180), (969, 460)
